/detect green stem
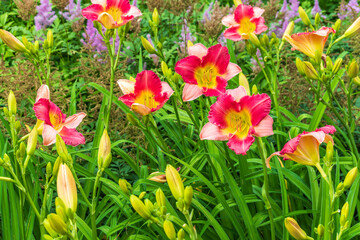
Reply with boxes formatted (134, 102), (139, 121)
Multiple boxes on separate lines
(256, 137), (275, 240)
(91, 171), (102, 240)
(40, 176), (55, 238)
(69, 165), (92, 208)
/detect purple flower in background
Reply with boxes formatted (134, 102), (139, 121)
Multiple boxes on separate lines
(146, 34), (159, 65)
(34, 0), (57, 30)
(338, 0), (360, 20)
(269, 0), (301, 37)
(202, 1), (214, 22)
(60, 0), (82, 21)
(311, 0), (326, 18)
(132, 0), (138, 7)
(347, 0), (360, 13)
(176, 19), (196, 54)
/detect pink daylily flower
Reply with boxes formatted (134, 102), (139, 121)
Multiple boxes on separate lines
(117, 70), (174, 116)
(222, 4), (268, 41)
(200, 86), (273, 155)
(175, 43), (242, 101)
(82, 0), (142, 29)
(33, 87), (86, 146)
(266, 126), (336, 168)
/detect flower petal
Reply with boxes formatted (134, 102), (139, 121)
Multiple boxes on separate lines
(117, 79), (135, 94)
(182, 83), (203, 101)
(225, 86), (247, 102)
(253, 7), (265, 18)
(119, 93), (135, 107)
(98, 12), (116, 29)
(106, 0), (130, 13)
(188, 43), (208, 59)
(161, 82), (174, 97)
(134, 70), (162, 97)
(131, 103), (152, 115)
(64, 113), (86, 129)
(202, 76), (227, 96)
(82, 4), (104, 21)
(317, 125), (336, 134)
(266, 151), (281, 168)
(252, 17), (268, 34)
(126, 5), (142, 18)
(42, 124), (58, 146)
(36, 84), (50, 102)
(33, 98), (51, 125)
(227, 135), (255, 155)
(221, 14), (237, 27)
(222, 62), (242, 80)
(234, 4), (254, 23)
(59, 127), (86, 146)
(253, 115), (274, 137)
(201, 44), (230, 75)
(175, 56), (202, 84)
(200, 122), (228, 141)
(91, 0), (106, 7)
(239, 93), (271, 126)
(208, 93), (240, 128)
(224, 26), (243, 41)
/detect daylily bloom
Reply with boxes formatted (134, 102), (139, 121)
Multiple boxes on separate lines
(221, 4), (268, 41)
(284, 27), (335, 59)
(200, 86), (273, 155)
(82, 0), (142, 29)
(33, 92), (86, 146)
(57, 163), (77, 212)
(118, 70), (174, 115)
(34, 85), (50, 135)
(175, 43), (241, 101)
(266, 125), (336, 168)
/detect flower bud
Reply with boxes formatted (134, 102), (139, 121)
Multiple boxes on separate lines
(126, 113), (145, 129)
(3, 154), (10, 164)
(3, 107), (9, 118)
(163, 220), (176, 240)
(46, 162), (52, 177)
(348, 60), (359, 79)
(98, 129), (112, 170)
(152, 8), (160, 26)
(326, 56), (333, 71)
(325, 141), (334, 165)
(336, 182), (344, 195)
(8, 90), (17, 115)
(296, 57), (306, 75)
(298, 7), (311, 26)
(149, 172), (167, 183)
(33, 40), (39, 55)
(161, 61), (172, 78)
(248, 32), (261, 48)
(53, 156), (61, 177)
(316, 224), (324, 237)
(144, 199), (154, 212)
(19, 142), (26, 158)
(233, 0), (242, 7)
(184, 186), (193, 209)
(47, 213), (67, 235)
(344, 167), (358, 189)
(15, 120), (21, 133)
(27, 127), (38, 156)
(0, 29), (27, 52)
(43, 218), (58, 237)
(238, 72), (250, 95)
(130, 195), (151, 220)
(139, 191), (146, 199)
(344, 16), (360, 39)
(141, 36), (156, 54)
(156, 188), (166, 207)
(177, 229), (185, 240)
(284, 217), (310, 240)
(252, 85), (258, 94)
(43, 235), (54, 240)
(332, 58), (343, 74)
(47, 30), (53, 49)
(166, 165), (184, 200)
(0, 157), (4, 166)
(57, 164), (77, 212)
(55, 197), (68, 221)
(340, 202), (349, 227)
(354, 76), (360, 86)
(118, 179), (132, 195)
(282, 21), (294, 41)
(56, 135), (69, 161)
(261, 34), (270, 49)
(303, 61), (319, 80)
(314, 13), (320, 27)
(333, 19), (341, 32)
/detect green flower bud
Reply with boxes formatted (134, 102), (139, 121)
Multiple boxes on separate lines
(326, 56), (333, 71)
(126, 113), (145, 130)
(8, 90), (17, 115)
(0, 29), (27, 52)
(252, 85), (258, 95)
(314, 13), (320, 27)
(335, 182), (344, 195)
(43, 234), (54, 240)
(156, 188), (166, 207)
(15, 120), (21, 133)
(47, 30), (53, 49)
(333, 19), (341, 32)
(261, 34), (270, 49)
(26, 128), (38, 156)
(284, 217), (312, 240)
(43, 219), (58, 237)
(97, 129), (112, 170)
(19, 142), (26, 158)
(55, 197), (68, 222)
(144, 199), (154, 212)
(354, 76), (360, 86)
(52, 156), (61, 177)
(163, 220), (176, 240)
(47, 213), (68, 235)
(184, 186), (193, 209)
(343, 16), (360, 39)
(177, 229), (185, 240)
(56, 135), (69, 161)
(166, 165), (184, 200)
(332, 58), (343, 74)
(325, 141), (334, 165)
(340, 202), (349, 227)
(296, 57), (306, 75)
(316, 224), (324, 237)
(348, 60), (359, 79)
(3, 107), (9, 117)
(248, 32), (261, 48)
(152, 8), (160, 26)
(298, 7), (311, 26)
(118, 179), (132, 195)
(139, 191), (146, 199)
(161, 61), (172, 78)
(282, 21), (295, 41)
(46, 162), (52, 177)
(141, 36), (156, 54)
(344, 167), (358, 189)
(239, 72), (250, 95)
(303, 61), (320, 80)
(130, 195), (152, 220)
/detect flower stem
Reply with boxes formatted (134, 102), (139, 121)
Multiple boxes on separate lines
(91, 170), (102, 240)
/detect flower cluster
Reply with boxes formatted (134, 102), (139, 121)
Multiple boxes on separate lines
(34, 0), (57, 30)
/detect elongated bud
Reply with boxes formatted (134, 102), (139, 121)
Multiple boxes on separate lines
(314, 13), (320, 27)
(187, 40), (193, 48)
(184, 186), (193, 209)
(3, 107), (9, 118)
(239, 72), (250, 95)
(354, 76), (360, 86)
(161, 61), (172, 78)
(233, 0), (242, 6)
(43, 235), (54, 240)
(33, 40), (39, 54)
(248, 32), (261, 47)
(8, 90), (17, 115)
(343, 16), (360, 39)
(55, 197), (68, 221)
(177, 229), (185, 240)
(348, 60), (359, 79)
(27, 128), (38, 156)
(139, 191), (146, 199)
(126, 113), (144, 129)
(130, 195), (151, 220)
(296, 58), (305, 75)
(332, 58), (343, 74)
(43, 219), (58, 237)
(261, 34), (270, 48)
(141, 36), (156, 54)
(119, 179), (132, 195)
(325, 141), (333, 165)
(316, 224), (324, 237)
(340, 202), (349, 227)
(284, 217), (312, 240)
(303, 61), (319, 80)
(3, 154), (10, 165)
(53, 156), (61, 177)
(19, 142), (26, 158)
(152, 8), (160, 26)
(326, 56), (333, 71)
(333, 19), (341, 32)
(144, 199), (154, 212)
(298, 7), (311, 26)
(166, 165), (184, 200)
(47, 30), (53, 49)
(282, 21), (294, 41)
(0, 29), (27, 52)
(57, 164), (77, 212)
(98, 129), (112, 170)
(156, 188), (166, 207)
(47, 213), (67, 235)
(252, 85), (258, 94)
(336, 182), (344, 195)
(163, 220), (176, 240)
(46, 162), (52, 177)
(56, 135), (69, 161)
(344, 167), (358, 189)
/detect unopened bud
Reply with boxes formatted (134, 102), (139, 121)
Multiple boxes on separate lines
(118, 179), (132, 195)
(156, 188), (166, 207)
(336, 182), (344, 194)
(130, 195), (151, 220)
(348, 60), (359, 79)
(52, 156), (61, 177)
(46, 162), (52, 177)
(261, 34), (270, 49)
(141, 36), (156, 54)
(184, 186), (193, 209)
(233, 0), (242, 7)
(314, 13), (320, 27)
(340, 202), (349, 227)
(56, 135), (68, 161)
(343, 16), (360, 39)
(177, 229), (185, 240)
(163, 220), (176, 240)
(282, 21), (294, 41)
(298, 7), (311, 26)
(161, 61), (172, 78)
(284, 217), (311, 240)
(57, 164), (77, 212)
(248, 32), (261, 48)
(43, 219), (57, 237)
(296, 57), (305, 75)
(325, 141), (334, 165)
(239, 72), (250, 95)
(55, 197), (68, 221)
(252, 85), (258, 94)
(152, 8), (160, 26)
(333, 19), (341, 32)
(126, 113), (144, 129)
(8, 90), (17, 115)
(3, 107), (9, 117)
(3, 154), (10, 164)
(139, 191), (146, 199)
(0, 29), (27, 52)
(47, 213), (67, 235)
(316, 224), (324, 237)
(19, 142), (26, 158)
(303, 61), (319, 80)
(354, 76), (360, 86)
(47, 30), (53, 49)
(144, 199), (154, 212)
(344, 167), (358, 189)
(166, 165), (184, 200)
(98, 129), (112, 170)
(326, 56), (333, 71)
(332, 58), (343, 74)
(27, 128), (38, 156)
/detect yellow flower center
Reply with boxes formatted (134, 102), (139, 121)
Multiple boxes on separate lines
(195, 65), (219, 89)
(50, 114), (63, 131)
(224, 109), (251, 139)
(238, 18), (256, 35)
(135, 90), (159, 109)
(107, 7), (123, 23)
